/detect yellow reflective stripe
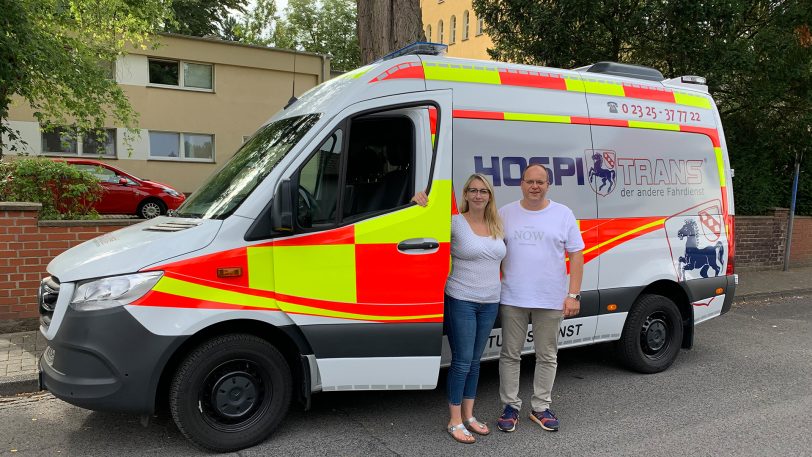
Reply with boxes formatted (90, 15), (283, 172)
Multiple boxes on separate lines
(277, 299), (442, 321)
(342, 65), (373, 79)
(247, 246), (274, 291)
(628, 121), (680, 131)
(564, 78), (585, 92)
(273, 245), (356, 302)
(355, 179), (452, 244)
(582, 219), (666, 255)
(423, 63), (501, 84)
(582, 80), (625, 96)
(504, 112), (572, 124)
(673, 92), (712, 109)
(715, 147), (726, 186)
(153, 276), (279, 309)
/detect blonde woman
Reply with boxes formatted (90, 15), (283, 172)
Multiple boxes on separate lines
(413, 174), (506, 444)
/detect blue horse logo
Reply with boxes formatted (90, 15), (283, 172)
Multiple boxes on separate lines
(588, 151), (616, 196)
(677, 219), (724, 279)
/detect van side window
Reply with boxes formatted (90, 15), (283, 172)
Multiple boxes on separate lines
(297, 129), (343, 228)
(343, 117), (414, 220)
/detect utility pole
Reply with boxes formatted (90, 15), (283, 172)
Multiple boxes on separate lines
(783, 149), (804, 271)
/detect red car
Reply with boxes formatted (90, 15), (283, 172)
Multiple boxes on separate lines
(61, 159), (185, 218)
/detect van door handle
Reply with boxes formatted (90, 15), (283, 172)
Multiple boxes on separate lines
(397, 238), (440, 254)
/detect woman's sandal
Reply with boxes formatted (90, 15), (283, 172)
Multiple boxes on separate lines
(463, 417), (491, 436)
(447, 423), (476, 444)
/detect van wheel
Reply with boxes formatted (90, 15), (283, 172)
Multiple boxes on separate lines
(617, 294), (683, 374)
(137, 199), (166, 218)
(169, 334), (292, 452)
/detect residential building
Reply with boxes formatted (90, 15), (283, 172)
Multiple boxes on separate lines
(4, 33), (330, 194)
(421, 0), (493, 60)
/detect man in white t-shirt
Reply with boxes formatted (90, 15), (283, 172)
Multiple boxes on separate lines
(495, 164), (584, 433)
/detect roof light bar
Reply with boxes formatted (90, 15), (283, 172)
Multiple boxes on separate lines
(378, 42), (448, 63)
(681, 75), (707, 85)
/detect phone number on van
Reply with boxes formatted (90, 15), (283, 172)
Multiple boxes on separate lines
(621, 103), (702, 123)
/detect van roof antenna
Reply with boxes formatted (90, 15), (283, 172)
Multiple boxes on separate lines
(286, 51), (298, 109)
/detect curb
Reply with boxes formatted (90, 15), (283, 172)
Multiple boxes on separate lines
(734, 288), (812, 304)
(0, 373), (40, 397)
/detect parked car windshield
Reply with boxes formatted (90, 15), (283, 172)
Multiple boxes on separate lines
(176, 114), (320, 219)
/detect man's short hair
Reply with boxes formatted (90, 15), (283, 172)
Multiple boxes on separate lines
(522, 163), (550, 181)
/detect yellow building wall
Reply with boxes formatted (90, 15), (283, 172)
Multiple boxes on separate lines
(420, 0), (493, 60)
(5, 34), (328, 194)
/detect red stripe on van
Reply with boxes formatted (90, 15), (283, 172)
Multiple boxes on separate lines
(622, 85), (676, 103)
(453, 109), (505, 120)
(679, 126), (721, 147)
(498, 71), (568, 90)
(579, 117), (630, 127)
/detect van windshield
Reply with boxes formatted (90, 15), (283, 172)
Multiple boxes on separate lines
(176, 114), (320, 219)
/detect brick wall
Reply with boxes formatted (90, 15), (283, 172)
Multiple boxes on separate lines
(0, 203), (138, 324)
(735, 208), (812, 271)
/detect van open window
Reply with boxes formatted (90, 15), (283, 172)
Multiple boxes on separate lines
(292, 112), (418, 231)
(342, 116), (414, 221)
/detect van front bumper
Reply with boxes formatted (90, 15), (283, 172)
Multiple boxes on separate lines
(39, 305), (186, 414)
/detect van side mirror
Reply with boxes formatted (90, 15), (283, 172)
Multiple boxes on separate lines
(271, 179), (293, 233)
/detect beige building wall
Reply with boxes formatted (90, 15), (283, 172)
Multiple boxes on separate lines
(5, 34), (329, 194)
(421, 0), (493, 60)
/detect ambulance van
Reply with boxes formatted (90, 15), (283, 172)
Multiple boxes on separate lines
(38, 44), (736, 451)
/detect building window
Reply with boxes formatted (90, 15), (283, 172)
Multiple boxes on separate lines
(426, 24), (432, 42)
(462, 11), (470, 40)
(41, 127), (116, 157)
(148, 58), (213, 90)
(149, 131), (214, 161)
(476, 17), (484, 36)
(450, 15), (456, 44)
(438, 20), (444, 43)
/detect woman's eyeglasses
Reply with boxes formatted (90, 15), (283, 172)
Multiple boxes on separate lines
(466, 188), (490, 196)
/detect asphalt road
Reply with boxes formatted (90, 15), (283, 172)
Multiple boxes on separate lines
(2, 296), (811, 457)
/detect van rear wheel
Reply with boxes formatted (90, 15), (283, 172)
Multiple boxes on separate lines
(617, 294), (683, 374)
(169, 334), (292, 452)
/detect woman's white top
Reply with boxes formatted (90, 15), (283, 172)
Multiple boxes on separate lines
(444, 214), (507, 303)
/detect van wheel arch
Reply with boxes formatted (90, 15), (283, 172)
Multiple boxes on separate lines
(154, 320), (312, 415)
(614, 280), (694, 374)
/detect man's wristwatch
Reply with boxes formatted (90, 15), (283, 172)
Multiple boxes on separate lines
(567, 293), (581, 301)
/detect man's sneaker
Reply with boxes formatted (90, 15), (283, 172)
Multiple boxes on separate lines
(496, 405), (519, 432)
(529, 408), (559, 431)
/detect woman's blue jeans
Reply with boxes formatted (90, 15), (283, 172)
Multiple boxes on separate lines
(445, 294), (499, 405)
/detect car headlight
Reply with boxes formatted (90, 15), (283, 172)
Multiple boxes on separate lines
(71, 271), (163, 311)
(163, 187), (181, 197)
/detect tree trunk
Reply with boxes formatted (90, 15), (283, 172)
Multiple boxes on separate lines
(357, 0), (424, 64)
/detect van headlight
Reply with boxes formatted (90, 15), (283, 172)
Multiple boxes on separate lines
(71, 272), (163, 311)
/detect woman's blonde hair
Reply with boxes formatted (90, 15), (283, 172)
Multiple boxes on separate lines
(459, 173), (504, 239)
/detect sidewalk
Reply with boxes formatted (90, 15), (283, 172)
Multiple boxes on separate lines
(2, 266), (812, 396)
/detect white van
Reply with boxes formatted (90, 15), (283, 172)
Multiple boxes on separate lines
(38, 44), (736, 452)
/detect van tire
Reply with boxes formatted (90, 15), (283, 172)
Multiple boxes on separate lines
(169, 334), (292, 452)
(617, 294), (683, 374)
(137, 198), (166, 218)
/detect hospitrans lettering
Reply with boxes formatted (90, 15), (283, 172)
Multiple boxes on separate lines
(474, 155), (706, 198)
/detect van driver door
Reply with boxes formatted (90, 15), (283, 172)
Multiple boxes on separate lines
(271, 90), (453, 391)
